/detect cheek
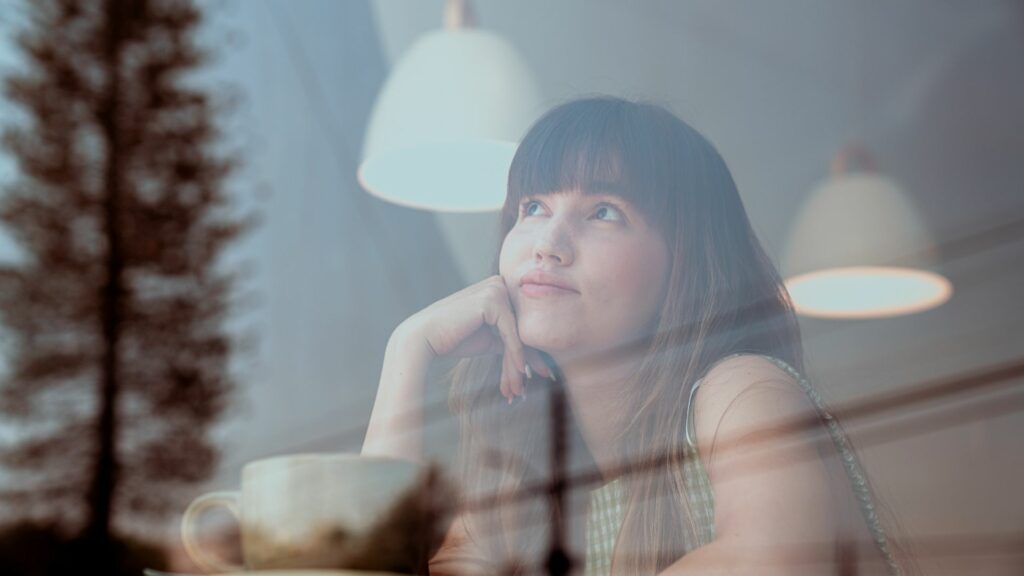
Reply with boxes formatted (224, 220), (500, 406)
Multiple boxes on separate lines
(589, 243), (669, 323)
(603, 258), (663, 301)
(498, 232), (525, 283)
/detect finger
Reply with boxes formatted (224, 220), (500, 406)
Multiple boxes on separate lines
(503, 350), (518, 403)
(506, 339), (524, 399)
(508, 342), (525, 399)
(486, 297), (527, 398)
(505, 353), (519, 403)
(523, 348), (554, 380)
(499, 352), (511, 403)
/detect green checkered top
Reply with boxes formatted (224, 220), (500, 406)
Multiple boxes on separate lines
(582, 353), (902, 576)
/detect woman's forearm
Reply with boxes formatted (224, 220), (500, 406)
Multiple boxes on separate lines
(657, 539), (832, 576)
(657, 541), (755, 576)
(361, 324), (435, 463)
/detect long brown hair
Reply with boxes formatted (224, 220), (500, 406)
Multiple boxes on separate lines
(446, 95), (807, 574)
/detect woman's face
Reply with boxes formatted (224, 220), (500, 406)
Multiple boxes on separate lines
(499, 188), (671, 361)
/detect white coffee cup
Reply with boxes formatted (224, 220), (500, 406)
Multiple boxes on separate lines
(180, 453), (425, 573)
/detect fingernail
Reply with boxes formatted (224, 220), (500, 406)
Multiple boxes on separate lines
(537, 362), (553, 379)
(525, 364), (534, 380)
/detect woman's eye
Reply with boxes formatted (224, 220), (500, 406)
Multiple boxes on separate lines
(593, 203), (624, 222)
(520, 200), (542, 217)
(516, 196), (548, 215)
(518, 198), (625, 222)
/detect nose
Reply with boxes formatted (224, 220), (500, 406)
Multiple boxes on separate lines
(533, 219), (574, 265)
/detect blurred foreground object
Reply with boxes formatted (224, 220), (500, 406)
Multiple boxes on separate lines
(0, 0), (255, 572)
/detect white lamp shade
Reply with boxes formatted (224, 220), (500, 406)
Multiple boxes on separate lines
(783, 172), (953, 319)
(359, 28), (544, 213)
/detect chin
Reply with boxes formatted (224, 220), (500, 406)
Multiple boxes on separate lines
(518, 322), (579, 353)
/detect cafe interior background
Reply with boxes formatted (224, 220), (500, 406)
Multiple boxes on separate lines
(0, 0), (1021, 574)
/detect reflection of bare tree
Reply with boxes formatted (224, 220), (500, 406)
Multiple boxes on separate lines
(0, 0), (254, 572)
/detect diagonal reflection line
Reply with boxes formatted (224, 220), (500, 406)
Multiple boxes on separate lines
(703, 388), (1024, 488)
(360, 386), (1017, 571)
(895, 214), (1024, 268)
(459, 357), (1024, 513)
(827, 356), (1024, 424)
(452, 389), (1024, 562)
(224, 349), (1024, 493)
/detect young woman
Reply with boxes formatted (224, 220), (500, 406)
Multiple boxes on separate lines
(363, 96), (913, 575)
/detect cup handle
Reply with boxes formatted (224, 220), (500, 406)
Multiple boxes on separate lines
(180, 491), (244, 574)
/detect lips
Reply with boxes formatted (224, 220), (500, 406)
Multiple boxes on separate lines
(519, 270), (579, 293)
(520, 283), (578, 297)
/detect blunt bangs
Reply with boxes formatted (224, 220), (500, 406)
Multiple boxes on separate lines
(506, 97), (676, 233)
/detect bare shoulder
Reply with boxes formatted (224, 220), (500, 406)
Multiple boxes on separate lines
(691, 354), (817, 477)
(693, 354), (808, 415)
(690, 354), (837, 565)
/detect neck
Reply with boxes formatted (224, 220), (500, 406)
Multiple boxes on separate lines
(550, 344), (646, 484)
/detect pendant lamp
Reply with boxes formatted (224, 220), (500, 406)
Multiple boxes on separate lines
(782, 146), (953, 319)
(359, 0), (544, 212)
